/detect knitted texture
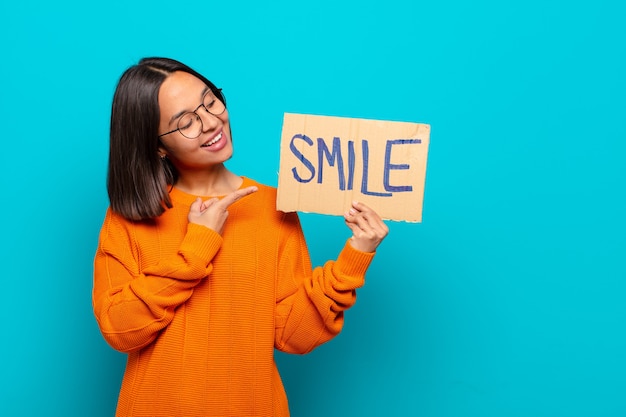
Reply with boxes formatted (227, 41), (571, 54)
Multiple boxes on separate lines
(93, 177), (374, 416)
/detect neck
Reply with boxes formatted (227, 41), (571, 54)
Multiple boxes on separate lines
(174, 164), (242, 196)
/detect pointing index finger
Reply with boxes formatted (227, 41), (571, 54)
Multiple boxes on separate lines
(217, 186), (258, 209)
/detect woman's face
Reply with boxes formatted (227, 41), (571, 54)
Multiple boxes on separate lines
(157, 71), (232, 170)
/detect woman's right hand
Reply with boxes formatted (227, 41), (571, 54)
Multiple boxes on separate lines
(188, 186), (258, 234)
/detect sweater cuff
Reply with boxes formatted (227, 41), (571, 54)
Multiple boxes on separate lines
(333, 239), (376, 283)
(181, 223), (223, 264)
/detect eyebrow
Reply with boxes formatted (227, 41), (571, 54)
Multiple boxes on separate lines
(168, 86), (211, 125)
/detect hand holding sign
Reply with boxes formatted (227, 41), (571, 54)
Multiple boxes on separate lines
(344, 201), (389, 253)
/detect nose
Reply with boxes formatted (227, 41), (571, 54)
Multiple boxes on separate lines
(199, 106), (220, 133)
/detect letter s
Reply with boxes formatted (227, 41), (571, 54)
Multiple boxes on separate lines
(290, 134), (315, 183)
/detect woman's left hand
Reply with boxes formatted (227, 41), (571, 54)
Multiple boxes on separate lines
(343, 201), (389, 253)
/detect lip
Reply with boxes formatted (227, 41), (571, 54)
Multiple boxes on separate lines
(200, 129), (225, 149)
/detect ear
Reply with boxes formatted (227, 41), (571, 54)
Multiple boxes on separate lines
(158, 143), (168, 159)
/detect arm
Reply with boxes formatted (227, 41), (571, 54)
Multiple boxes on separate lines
(93, 187), (257, 353)
(274, 229), (374, 354)
(92, 211), (222, 353)
(275, 203), (387, 354)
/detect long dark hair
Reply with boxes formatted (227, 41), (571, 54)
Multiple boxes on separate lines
(107, 57), (225, 221)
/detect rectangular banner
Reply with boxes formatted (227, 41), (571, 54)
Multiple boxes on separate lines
(277, 113), (430, 222)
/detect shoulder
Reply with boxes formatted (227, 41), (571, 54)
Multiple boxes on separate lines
(239, 177), (300, 223)
(100, 206), (158, 240)
(97, 208), (135, 250)
(241, 177), (277, 206)
(244, 177), (276, 195)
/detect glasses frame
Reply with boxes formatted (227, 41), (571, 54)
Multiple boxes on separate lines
(158, 88), (225, 139)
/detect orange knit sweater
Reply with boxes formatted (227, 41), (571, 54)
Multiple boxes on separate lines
(93, 177), (374, 416)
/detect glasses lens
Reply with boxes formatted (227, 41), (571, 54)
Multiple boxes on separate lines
(178, 113), (203, 139)
(203, 90), (226, 115)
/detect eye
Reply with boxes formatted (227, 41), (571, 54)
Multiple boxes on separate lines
(178, 113), (197, 130)
(204, 95), (216, 109)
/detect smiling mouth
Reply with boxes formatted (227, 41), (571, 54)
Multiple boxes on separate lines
(201, 132), (223, 147)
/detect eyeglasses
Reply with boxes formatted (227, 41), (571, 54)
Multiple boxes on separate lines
(159, 89), (226, 139)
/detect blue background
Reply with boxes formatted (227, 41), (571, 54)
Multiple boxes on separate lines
(1, 0), (624, 416)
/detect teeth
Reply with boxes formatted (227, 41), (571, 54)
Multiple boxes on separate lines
(203, 132), (222, 147)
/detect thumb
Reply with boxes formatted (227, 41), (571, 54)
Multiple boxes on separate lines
(189, 197), (204, 216)
(200, 197), (220, 211)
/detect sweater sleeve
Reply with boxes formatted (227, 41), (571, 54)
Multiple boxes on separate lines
(92, 210), (222, 353)
(274, 212), (375, 354)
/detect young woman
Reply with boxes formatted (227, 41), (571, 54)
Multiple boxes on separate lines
(93, 57), (388, 417)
